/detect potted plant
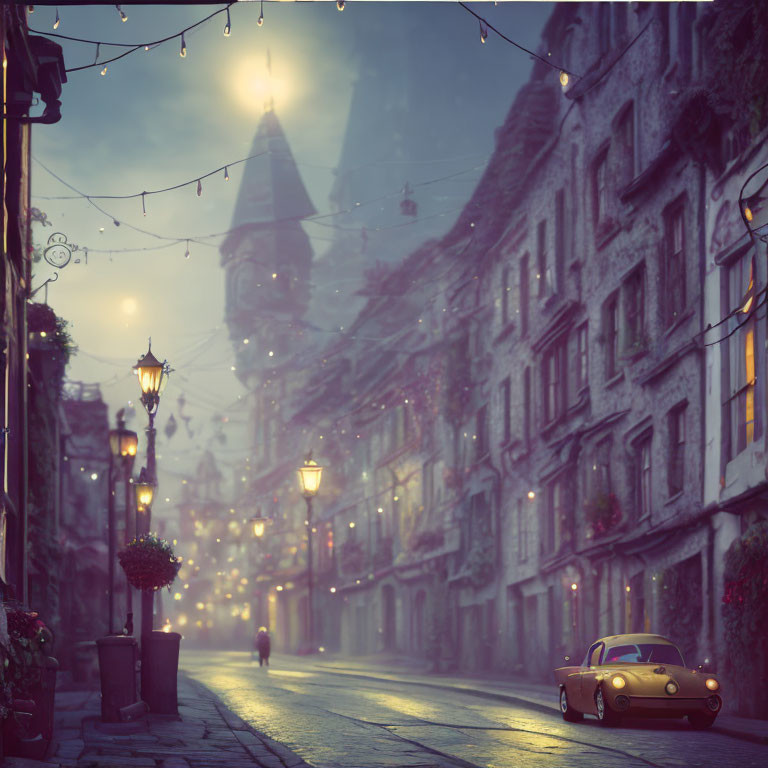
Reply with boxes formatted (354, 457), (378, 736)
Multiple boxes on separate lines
(118, 533), (181, 592)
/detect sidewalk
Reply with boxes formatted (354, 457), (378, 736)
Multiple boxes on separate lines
(307, 653), (768, 746)
(3, 674), (312, 768)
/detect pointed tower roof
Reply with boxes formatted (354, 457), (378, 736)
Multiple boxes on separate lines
(229, 110), (316, 233)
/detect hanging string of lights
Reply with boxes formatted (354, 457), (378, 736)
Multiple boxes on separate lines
(28, 2), (238, 74)
(458, 1), (579, 83)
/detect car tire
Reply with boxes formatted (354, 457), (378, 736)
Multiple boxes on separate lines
(688, 713), (717, 730)
(595, 686), (621, 727)
(559, 686), (583, 722)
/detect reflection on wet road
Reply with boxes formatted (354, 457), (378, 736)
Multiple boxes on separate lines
(181, 651), (766, 768)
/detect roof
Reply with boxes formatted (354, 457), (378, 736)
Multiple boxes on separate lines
(596, 634), (675, 646)
(227, 110), (316, 235)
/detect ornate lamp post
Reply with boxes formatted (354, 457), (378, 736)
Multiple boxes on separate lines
(107, 409), (138, 634)
(297, 455), (322, 650)
(133, 341), (169, 691)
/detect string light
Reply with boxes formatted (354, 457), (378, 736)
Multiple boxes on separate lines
(184, 240), (190, 259)
(53, 8), (60, 30)
(224, 7), (231, 36)
(116, 4), (128, 23)
(196, 179), (202, 196)
(745, 206), (753, 222)
(479, 21), (488, 44)
(258, 0), (264, 27)
(559, 70), (569, 88)
(224, 166), (230, 182)
(100, 65), (108, 76)
(337, 0), (345, 10)
(141, 192), (146, 216)
(180, 32), (187, 58)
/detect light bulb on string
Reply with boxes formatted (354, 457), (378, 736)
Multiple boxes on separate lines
(479, 21), (488, 44)
(116, 4), (127, 23)
(184, 240), (190, 259)
(224, 166), (230, 182)
(53, 8), (60, 30)
(337, 0), (345, 10)
(180, 32), (187, 58)
(100, 65), (108, 76)
(258, 0), (264, 27)
(197, 179), (202, 197)
(27, 5), (34, 14)
(224, 7), (231, 36)
(559, 70), (569, 88)
(141, 192), (147, 217)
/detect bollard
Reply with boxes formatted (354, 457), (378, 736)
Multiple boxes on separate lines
(96, 635), (139, 723)
(142, 631), (181, 715)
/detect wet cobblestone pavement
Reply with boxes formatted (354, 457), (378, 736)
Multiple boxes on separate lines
(181, 650), (768, 768)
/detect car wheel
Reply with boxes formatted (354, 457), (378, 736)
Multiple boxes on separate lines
(688, 713), (717, 730)
(595, 687), (621, 727)
(559, 686), (583, 722)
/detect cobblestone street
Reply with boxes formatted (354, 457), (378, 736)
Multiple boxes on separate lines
(180, 651), (768, 768)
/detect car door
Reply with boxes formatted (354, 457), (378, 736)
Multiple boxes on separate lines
(579, 642), (604, 713)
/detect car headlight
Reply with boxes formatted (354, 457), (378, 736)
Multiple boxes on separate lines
(611, 675), (626, 689)
(665, 681), (679, 695)
(705, 678), (719, 691)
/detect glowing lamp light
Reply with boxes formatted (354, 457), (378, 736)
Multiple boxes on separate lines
(337, 0), (345, 9)
(559, 70), (569, 88)
(135, 345), (165, 397)
(527, 490), (536, 500)
(298, 458), (323, 497)
(744, 206), (753, 222)
(252, 516), (266, 538)
(109, 426), (138, 458)
(705, 678), (719, 691)
(134, 477), (154, 511)
(611, 675), (626, 689)
(276, 585), (284, 592)
(570, 583), (578, 591)
(162, 619), (172, 633)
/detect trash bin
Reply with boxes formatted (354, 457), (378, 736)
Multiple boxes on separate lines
(96, 635), (138, 723)
(141, 631), (181, 715)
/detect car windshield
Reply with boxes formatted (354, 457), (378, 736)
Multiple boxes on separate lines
(603, 643), (685, 666)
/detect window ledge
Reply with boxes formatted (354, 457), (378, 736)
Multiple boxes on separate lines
(664, 490), (684, 506)
(494, 322), (516, 345)
(664, 307), (695, 338)
(621, 344), (650, 363)
(595, 219), (622, 251)
(604, 370), (625, 389)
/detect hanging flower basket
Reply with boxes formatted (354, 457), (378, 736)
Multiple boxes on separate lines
(118, 534), (181, 592)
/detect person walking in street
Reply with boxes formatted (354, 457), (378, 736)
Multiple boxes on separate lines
(255, 626), (271, 666)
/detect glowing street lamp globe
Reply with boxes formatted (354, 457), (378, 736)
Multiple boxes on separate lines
(250, 513), (269, 538)
(134, 477), (154, 512)
(134, 342), (169, 413)
(109, 427), (138, 459)
(298, 458), (322, 498)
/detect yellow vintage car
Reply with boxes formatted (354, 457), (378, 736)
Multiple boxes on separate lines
(553, 633), (722, 729)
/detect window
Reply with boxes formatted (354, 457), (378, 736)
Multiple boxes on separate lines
(544, 476), (571, 555)
(501, 377), (511, 445)
(575, 323), (589, 391)
(623, 266), (646, 352)
(594, 150), (609, 227)
(422, 460), (434, 510)
(616, 103), (635, 186)
(554, 188), (566, 293)
(523, 367), (532, 450)
(537, 221), (549, 297)
(517, 498), (528, 563)
(668, 405), (686, 496)
(637, 434), (652, 520)
(664, 203), (686, 326)
(593, 438), (612, 496)
(603, 293), (619, 378)
(520, 254), (530, 336)
(501, 266), (511, 326)
(542, 337), (567, 425)
(724, 252), (759, 460)
(476, 404), (489, 459)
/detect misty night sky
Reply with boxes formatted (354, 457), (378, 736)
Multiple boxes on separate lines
(30, 1), (551, 521)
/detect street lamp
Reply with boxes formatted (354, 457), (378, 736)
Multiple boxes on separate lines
(107, 409), (138, 634)
(297, 455), (322, 650)
(134, 469), (154, 513)
(250, 512), (270, 539)
(134, 340), (169, 701)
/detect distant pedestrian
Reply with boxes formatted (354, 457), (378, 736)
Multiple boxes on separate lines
(255, 626), (271, 666)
